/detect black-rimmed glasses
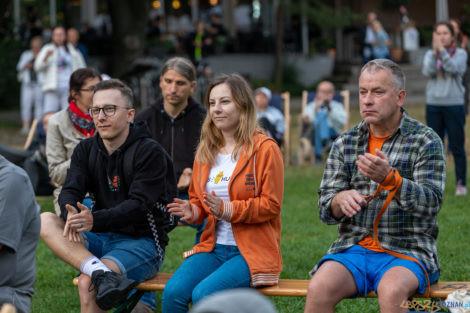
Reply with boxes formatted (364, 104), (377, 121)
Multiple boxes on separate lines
(88, 105), (132, 118)
(79, 86), (95, 92)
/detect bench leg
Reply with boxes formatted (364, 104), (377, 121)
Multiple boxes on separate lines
(112, 290), (144, 313)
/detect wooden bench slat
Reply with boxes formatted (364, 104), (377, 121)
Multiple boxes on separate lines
(73, 273), (470, 300)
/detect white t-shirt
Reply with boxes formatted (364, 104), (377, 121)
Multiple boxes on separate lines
(56, 46), (72, 89)
(205, 152), (238, 246)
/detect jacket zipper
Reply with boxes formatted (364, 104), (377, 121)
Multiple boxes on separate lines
(170, 119), (175, 159)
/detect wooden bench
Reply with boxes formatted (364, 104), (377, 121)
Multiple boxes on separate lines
(73, 273), (470, 312)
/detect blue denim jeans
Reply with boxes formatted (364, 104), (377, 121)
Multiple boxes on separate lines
(314, 109), (338, 158)
(83, 232), (162, 309)
(426, 104), (467, 185)
(162, 244), (251, 313)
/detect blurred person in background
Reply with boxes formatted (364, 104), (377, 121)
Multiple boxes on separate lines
(422, 21), (467, 195)
(17, 36), (44, 135)
(371, 20), (391, 59)
(35, 26), (86, 115)
(450, 18), (470, 115)
(67, 27), (88, 62)
(255, 87), (285, 146)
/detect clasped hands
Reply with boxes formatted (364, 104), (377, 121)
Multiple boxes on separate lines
(167, 190), (223, 221)
(432, 31), (444, 55)
(63, 202), (93, 242)
(333, 150), (392, 219)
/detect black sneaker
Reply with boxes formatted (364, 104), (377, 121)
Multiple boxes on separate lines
(90, 270), (137, 310)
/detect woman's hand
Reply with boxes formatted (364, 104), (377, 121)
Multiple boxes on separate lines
(167, 198), (192, 221)
(204, 190), (223, 217)
(432, 31), (443, 54)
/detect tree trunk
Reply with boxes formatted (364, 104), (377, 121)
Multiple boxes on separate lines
(107, 1), (149, 78)
(274, 1), (284, 86)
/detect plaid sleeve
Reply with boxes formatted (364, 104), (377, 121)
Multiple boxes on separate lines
(318, 136), (351, 225)
(399, 130), (446, 217)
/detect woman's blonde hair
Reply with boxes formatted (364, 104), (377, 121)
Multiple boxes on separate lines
(195, 73), (258, 165)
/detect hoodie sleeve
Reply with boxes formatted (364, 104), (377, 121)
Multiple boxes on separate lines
(58, 141), (90, 221)
(91, 141), (174, 232)
(218, 140), (284, 224)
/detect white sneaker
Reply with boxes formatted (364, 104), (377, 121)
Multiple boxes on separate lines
(456, 181), (467, 196)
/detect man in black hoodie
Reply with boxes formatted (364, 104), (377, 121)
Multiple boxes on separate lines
(40, 79), (177, 312)
(135, 57), (205, 199)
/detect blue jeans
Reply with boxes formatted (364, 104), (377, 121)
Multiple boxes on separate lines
(162, 244), (251, 313)
(83, 232), (162, 310)
(314, 109), (338, 158)
(426, 104), (467, 185)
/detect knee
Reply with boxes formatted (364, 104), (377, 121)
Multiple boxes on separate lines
(191, 284), (210, 305)
(162, 278), (188, 305)
(306, 276), (325, 300)
(377, 282), (410, 305)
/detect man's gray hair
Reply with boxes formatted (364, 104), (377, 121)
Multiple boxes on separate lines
(361, 59), (406, 91)
(161, 57), (197, 82)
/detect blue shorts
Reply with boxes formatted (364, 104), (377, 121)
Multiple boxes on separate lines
(82, 232), (163, 283)
(317, 245), (439, 297)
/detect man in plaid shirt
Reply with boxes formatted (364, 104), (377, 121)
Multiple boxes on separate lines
(304, 59), (446, 313)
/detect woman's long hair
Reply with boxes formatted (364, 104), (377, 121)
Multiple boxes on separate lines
(195, 73), (259, 165)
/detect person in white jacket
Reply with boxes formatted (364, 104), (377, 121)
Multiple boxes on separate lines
(34, 25), (86, 115)
(17, 36), (44, 134)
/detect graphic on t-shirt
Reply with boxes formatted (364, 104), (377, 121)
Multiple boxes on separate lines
(215, 171), (223, 184)
(208, 171), (231, 184)
(108, 175), (120, 191)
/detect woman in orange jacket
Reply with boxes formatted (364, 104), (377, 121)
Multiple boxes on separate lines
(163, 73), (284, 312)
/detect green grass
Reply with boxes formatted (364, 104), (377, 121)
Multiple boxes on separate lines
(31, 103), (470, 312)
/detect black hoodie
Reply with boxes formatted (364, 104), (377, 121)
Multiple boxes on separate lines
(135, 97), (205, 181)
(59, 121), (177, 245)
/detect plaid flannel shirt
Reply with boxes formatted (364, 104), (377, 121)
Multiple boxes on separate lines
(318, 110), (446, 275)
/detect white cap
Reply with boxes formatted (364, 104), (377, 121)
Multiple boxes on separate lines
(255, 87), (272, 101)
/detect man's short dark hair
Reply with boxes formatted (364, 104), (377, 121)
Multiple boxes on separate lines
(94, 79), (134, 107)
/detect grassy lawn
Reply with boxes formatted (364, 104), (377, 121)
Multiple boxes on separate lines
(31, 103), (470, 312)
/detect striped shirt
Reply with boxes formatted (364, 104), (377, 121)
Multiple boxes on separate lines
(317, 110), (446, 275)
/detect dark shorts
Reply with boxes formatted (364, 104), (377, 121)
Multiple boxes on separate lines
(317, 245), (439, 297)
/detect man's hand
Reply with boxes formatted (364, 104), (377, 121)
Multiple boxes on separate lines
(167, 198), (192, 221)
(63, 204), (81, 242)
(203, 190), (223, 217)
(63, 202), (93, 242)
(177, 168), (193, 190)
(331, 189), (367, 219)
(356, 150), (391, 184)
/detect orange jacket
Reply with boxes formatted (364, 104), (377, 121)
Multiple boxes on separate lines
(183, 132), (284, 286)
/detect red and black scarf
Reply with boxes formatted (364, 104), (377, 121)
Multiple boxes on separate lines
(67, 100), (95, 137)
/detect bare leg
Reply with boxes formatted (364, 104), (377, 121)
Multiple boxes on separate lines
(304, 261), (358, 313)
(78, 259), (121, 313)
(40, 212), (94, 269)
(41, 212), (129, 312)
(377, 266), (419, 313)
